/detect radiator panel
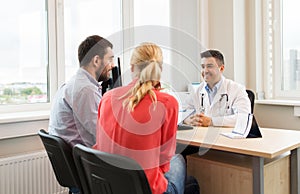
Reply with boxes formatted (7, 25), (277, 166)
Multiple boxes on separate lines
(0, 151), (68, 194)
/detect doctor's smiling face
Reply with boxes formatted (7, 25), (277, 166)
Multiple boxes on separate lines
(201, 55), (224, 89)
(201, 57), (224, 88)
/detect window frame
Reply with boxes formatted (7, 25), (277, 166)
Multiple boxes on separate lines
(0, 0), (57, 120)
(264, 0), (300, 100)
(0, 0), (126, 123)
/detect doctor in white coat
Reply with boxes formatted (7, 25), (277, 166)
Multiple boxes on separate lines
(184, 50), (251, 127)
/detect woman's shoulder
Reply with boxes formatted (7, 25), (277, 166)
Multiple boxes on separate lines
(103, 84), (130, 97)
(155, 90), (179, 106)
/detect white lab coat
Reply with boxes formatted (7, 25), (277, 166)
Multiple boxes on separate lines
(185, 78), (251, 127)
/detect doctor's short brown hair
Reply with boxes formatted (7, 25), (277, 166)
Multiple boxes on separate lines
(201, 49), (224, 66)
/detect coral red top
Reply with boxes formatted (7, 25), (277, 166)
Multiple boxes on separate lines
(93, 80), (178, 194)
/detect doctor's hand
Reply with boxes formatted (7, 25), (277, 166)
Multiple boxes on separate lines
(183, 113), (212, 127)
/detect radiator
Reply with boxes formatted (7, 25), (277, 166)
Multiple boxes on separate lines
(0, 151), (68, 194)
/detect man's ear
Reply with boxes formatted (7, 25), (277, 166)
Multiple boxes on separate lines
(219, 64), (225, 72)
(130, 64), (134, 72)
(93, 55), (100, 67)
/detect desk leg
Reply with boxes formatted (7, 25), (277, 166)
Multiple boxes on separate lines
(252, 156), (264, 194)
(291, 148), (300, 194)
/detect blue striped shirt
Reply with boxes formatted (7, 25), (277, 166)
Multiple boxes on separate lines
(49, 68), (102, 147)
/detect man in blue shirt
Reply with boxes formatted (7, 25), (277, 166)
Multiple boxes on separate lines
(49, 35), (114, 147)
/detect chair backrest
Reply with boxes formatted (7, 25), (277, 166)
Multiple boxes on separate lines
(73, 144), (152, 194)
(246, 89), (255, 113)
(38, 129), (82, 192)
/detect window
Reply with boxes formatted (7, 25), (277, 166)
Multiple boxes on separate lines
(0, 0), (48, 106)
(0, 0), (122, 112)
(113, 0), (172, 85)
(133, 0), (170, 61)
(131, 0), (172, 86)
(134, 0), (170, 26)
(265, 0), (300, 100)
(281, 0), (300, 93)
(132, 0), (200, 92)
(64, 0), (122, 82)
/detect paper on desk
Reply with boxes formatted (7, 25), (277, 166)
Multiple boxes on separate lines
(221, 113), (253, 139)
(178, 109), (194, 125)
(233, 113), (253, 137)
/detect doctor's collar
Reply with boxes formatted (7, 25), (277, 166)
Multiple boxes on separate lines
(205, 76), (224, 93)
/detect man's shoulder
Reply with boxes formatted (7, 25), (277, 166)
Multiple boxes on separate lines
(224, 78), (245, 89)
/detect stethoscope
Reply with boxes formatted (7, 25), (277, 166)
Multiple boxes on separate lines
(199, 93), (205, 113)
(219, 93), (229, 113)
(199, 93), (229, 114)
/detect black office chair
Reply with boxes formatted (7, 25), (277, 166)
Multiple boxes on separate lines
(73, 144), (152, 194)
(38, 129), (83, 194)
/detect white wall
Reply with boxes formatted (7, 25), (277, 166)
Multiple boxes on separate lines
(169, 0), (202, 91)
(207, 0), (235, 80)
(0, 120), (47, 157)
(255, 104), (300, 130)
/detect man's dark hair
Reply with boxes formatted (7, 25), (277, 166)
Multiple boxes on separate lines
(201, 49), (224, 66)
(78, 35), (113, 67)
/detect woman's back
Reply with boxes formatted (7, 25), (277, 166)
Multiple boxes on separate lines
(94, 81), (178, 194)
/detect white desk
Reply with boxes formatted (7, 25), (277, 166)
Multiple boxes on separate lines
(177, 127), (300, 194)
